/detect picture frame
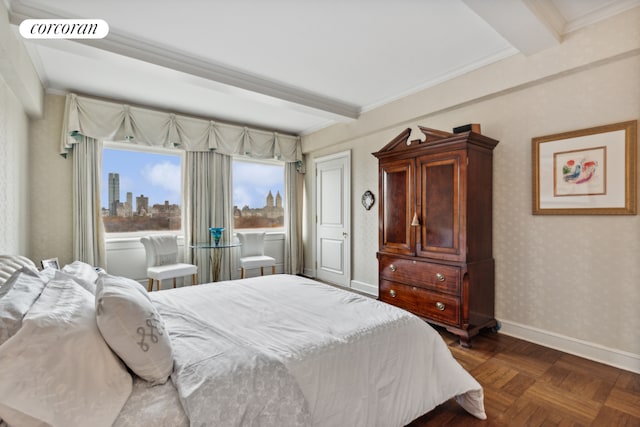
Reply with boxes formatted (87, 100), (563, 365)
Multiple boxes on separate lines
(41, 257), (60, 270)
(532, 120), (637, 215)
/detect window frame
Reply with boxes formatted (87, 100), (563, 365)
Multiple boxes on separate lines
(102, 141), (185, 240)
(232, 156), (286, 233)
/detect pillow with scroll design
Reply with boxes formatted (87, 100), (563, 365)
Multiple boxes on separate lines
(95, 274), (174, 385)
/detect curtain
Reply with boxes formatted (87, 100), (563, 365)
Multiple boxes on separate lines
(185, 151), (233, 282)
(60, 93), (302, 161)
(284, 162), (304, 274)
(61, 93), (303, 280)
(72, 136), (107, 268)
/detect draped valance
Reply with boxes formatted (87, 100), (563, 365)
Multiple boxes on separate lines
(60, 93), (302, 162)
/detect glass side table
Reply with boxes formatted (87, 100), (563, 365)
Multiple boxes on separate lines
(190, 242), (241, 282)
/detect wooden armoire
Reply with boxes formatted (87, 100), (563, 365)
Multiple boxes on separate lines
(372, 125), (498, 347)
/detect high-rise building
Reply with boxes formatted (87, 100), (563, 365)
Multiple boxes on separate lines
(126, 192), (133, 217)
(136, 194), (149, 216)
(108, 173), (120, 216)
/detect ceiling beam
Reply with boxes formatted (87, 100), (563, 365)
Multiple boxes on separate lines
(462, 0), (563, 56)
(8, 1), (360, 121)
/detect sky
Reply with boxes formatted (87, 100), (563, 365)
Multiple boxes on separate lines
(232, 159), (284, 209)
(101, 148), (181, 209)
(101, 149), (284, 209)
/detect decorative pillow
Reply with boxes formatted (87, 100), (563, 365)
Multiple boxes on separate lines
(0, 267), (48, 346)
(95, 274), (173, 384)
(62, 260), (100, 288)
(0, 277), (132, 427)
(55, 269), (97, 295)
(0, 255), (37, 289)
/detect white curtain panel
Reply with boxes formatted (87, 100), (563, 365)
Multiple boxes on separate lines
(185, 152), (233, 282)
(72, 136), (107, 268)
(284, 162), (303, 274)
(60, 94), (302, 161)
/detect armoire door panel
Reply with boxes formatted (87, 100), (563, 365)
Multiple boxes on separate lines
(379, 160), (414, 255)
(417, 152), (465, 261)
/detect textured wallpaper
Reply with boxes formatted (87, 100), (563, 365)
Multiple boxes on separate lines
(28, 94), (74, 265)
(0, 78), (30, 255)
(475, 55), (640, 354)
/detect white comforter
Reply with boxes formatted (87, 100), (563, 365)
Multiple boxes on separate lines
(147, 274), (485, 427)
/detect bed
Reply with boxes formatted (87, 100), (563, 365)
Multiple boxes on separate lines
(0, 257), (486, 427)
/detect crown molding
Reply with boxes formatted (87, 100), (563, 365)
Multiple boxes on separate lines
(562, 0), (640, 34)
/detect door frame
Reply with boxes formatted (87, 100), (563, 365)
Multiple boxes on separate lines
(313, 150), (351, 287)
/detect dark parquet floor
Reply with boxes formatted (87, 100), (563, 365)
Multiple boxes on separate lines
(407, 328), (640, 427)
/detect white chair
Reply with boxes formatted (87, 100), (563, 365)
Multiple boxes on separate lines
(140, 235), (198, 291)
(237, 232), (276, 279)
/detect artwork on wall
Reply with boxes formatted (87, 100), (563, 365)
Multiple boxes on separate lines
(361, 190), (375, 210)
(532, 120), (637, 215)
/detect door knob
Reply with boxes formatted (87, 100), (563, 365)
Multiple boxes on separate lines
(342, 232), (348, 237)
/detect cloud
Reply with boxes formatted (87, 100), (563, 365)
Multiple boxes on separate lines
(232, 161), (284, 208)
(141, 161), (181, 200)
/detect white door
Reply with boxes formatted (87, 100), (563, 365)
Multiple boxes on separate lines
(315, 151), (350, 287)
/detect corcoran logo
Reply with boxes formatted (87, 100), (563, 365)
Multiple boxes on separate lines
(19, 19), (109, 39)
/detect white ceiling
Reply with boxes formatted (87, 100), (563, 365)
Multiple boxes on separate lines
(7, 0), (640, 135)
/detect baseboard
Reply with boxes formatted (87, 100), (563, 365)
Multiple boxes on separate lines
(499, 319), (640, 374)
(350, 280), (378, 297)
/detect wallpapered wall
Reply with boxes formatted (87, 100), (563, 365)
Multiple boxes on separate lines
(302, 10), (640, 361)
(0, 76), (30, 255)
(28, 94), (74, 266)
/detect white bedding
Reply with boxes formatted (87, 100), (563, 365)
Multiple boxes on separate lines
(142, 274), (485, 427)
(0, 269), (485, 427)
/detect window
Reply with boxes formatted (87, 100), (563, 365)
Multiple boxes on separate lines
(101, 142), (183, 235)
(232, 158), (284, 230)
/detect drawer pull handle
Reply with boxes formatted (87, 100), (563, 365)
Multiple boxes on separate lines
(435, 302), (445, 311)
(390, 290), (397, 298)
(435, 273), (445, 282)
(389, 264), (397, 272)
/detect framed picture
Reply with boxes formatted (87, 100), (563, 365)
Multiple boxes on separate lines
(41, 257), (60, 270)
(532, 120), (637, 215)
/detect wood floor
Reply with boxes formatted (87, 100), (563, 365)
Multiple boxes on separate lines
(407, 328), (640, 427)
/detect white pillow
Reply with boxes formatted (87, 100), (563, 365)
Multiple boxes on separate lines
(95, 274), (173, 384)
(55, 269), (97, 295)
(62, 260), (100, 286)
(0, 267), (47, 346)
(0, 255), (37, 288)
(0, 277), (132, 427)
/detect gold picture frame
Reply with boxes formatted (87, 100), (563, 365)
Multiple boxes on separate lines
(532, 120), (637, 215)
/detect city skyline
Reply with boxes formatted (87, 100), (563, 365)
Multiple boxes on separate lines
(101, 148), (182, 209)
(102, 149), (285, 210)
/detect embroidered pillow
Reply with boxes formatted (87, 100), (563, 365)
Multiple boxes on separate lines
(0, 277), (132, 427)
(95, 274), (173, 384)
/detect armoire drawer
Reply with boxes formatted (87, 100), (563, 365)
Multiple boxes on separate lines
(378, 254), (460, 294)
(379, 279), (460, 326)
